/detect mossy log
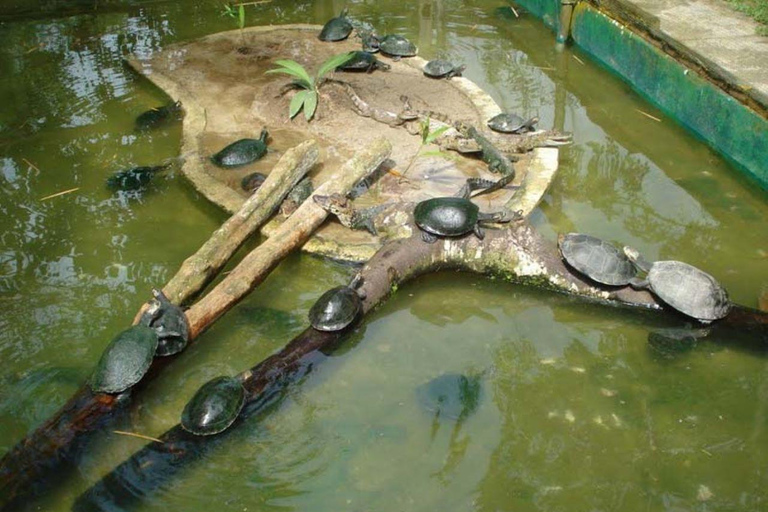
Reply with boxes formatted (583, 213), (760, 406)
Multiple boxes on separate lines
(0, 139), (391, 510)
(73, 216), (768, 510)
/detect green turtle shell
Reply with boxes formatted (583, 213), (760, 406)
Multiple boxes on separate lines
(487, 113), (537, 134)
(423, 59), (461, 78)
(135, 101), (182, 131)
(414, 197), (479, 237)
(181, 376), (246, 436)
(211, 130), (268, 168)
(379, 35), (417, 57)
(558, 233), (636, 286)
(646, 261), (731, 321)
(91, 326), (158, 393)
(309, 285), (362, 331)
(416, 373), (482, 421)
(337, 51), (389, 71)
(241, 172), (266, 193)
(318, 12), (352, 41)
(106, 164), (170, 191)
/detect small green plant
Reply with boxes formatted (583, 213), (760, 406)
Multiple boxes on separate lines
(265, 52), (354, 121)
(401, 117), (452, 178)
(222, 3), (246, 43)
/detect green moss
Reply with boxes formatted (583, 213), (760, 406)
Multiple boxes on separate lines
(723, 0), (768, 34)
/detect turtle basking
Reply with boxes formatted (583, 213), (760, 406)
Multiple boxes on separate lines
(241, 172), (266, 194)
(139, 289), (190, 357)
(416, 373), (482, 421)
(423, 59), (465, 79)
(90, 326), (158, 394)
(211, 129), (269, 168)
(106, 163), (170, 191)
(319, 9), (353, 41)
(337, 51), (390, 72)
(135, 100), (182, 131)
(558, 233), (637, 286)
(487, 113), (538, 134)
(623, 246), (732, 322)
(181, 376), (245, 436)
(280, 177), (313, 216)
(360, 32), (380, 53)
(378, 34), (417, 59)
(309, 274), (365, 332)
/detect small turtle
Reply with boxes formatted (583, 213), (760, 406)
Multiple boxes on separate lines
(414, 195), (519, 243)
(135, 101), (182, 131)
(378, 34), (417, 59)
(487, 113), (538, 134)
(423, 59), (465, 79)
(558, 233), (637, 286)
(280, 177), (313, 216)
(309, 274), (365, 332)
(624, 246), (732, 322)
(211, 129), (269, 168)
(139, 289), (190, 357)
(416, 373), (482, 421)
(241, 172), (266, 194)
(106, 163), (170, 191)
(319, 9), (353, 42)
(180, 376), (246, 436)
(90, 326), (159, 394)
(337, 51), (390, 72)
(360, 32), (380, 53)
(647, 327), (710, 359)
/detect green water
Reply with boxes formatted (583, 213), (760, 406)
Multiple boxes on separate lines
(1, 0), (767, 510)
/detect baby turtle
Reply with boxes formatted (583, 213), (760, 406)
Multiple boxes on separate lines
(337, 51), (390, 72)
(106, 163), (170, 191)
(319, 8), (353, 42)
(378, 34), (417, 59)
(487, 113), (538, 134)
(414, 197), (518, 243)
(423, 59), (465, 79)
(241, 172), (266, 194)
(416, 373), (482, 421)
(139, 289), (190, 357)
(211, 129), (269, 168)
(624, 246), (732, 322)
(90, 326), (158, 394)
(135, 100), (182, 131)
(181, 376), (246, 436)
(558, 233), (636, 286)
(309, 274), (365, 332)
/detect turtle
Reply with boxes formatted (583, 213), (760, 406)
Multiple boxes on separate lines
(414, 195), (520, 244)
(558, 233), (637, 286)
(416, 373), (482, 421)
(623, 246), (732, 322)
(378, 34), (417, 59)
(211, 129), (269, 168)
(135, 100), (183, 131)
(106, 163), (170, 191)
(318, 9), (353, 42)
(360, 32), (380, 53)
(423, 59), (465, 79)
(280, 177), (313, 216)
(309, 274), (365, 332)
(647, 327), (710, 359)
(180, 376), (246, 436)
(487, 113), (539, 134)
(337, 51), (390, 72)
(90, 326), (159, 394)
(241, 172), (266, 194)
(138, 289), (190, 357)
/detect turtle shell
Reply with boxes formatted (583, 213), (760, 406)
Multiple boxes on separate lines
(487, 113), (536, 134)
(414, 197), (479, 237)
(558, 233), (636, 286)
(423, 59), (457, 77)
(211, 138), (267, 168)
(309, 285), (362, 331)
(647, 261), (731, 321)
(91, 326), (158, 393)
(241, 172), (266, 193)
(337, 51), (388, 71)
(318, 14), (352, 41)
(181, 376), (245, 436)
(135, 101), (182, 131)
(416, 373), (482, 421)
(379, 35), (417, 57)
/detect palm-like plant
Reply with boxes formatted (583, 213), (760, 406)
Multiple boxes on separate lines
(265, 52), (355, 121)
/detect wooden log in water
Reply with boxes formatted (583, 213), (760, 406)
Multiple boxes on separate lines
(0, 138), (391, 510)
(72, 222), (768, 511)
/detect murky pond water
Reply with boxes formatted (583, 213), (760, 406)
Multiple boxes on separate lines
(1, 0), (767, 510)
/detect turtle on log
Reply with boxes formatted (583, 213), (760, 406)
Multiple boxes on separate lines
(309, 274), (365, 332)
(558, 233), (637, 286)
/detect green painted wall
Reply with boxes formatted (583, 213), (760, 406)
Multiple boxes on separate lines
(511, 0), (768, 189)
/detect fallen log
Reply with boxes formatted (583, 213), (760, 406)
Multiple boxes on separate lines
(72, 218), (768, 511)
(0, 138), (392, 510)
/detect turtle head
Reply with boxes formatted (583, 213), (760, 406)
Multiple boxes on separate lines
(313, 193), (350, 216)
(259, 128), (269, 143)
(623, 246), (652, 273)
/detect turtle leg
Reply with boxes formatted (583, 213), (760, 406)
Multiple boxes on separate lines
(473, 224), (485, 240)
(421, 231), (438, 244)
